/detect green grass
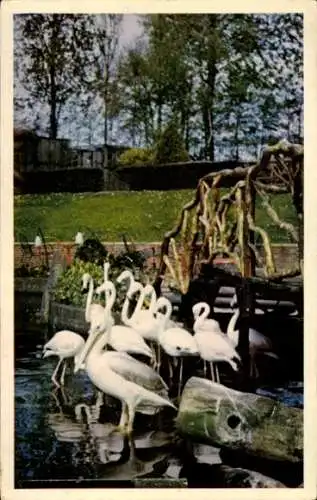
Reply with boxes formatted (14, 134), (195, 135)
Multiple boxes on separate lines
(14, 190), (298, 243)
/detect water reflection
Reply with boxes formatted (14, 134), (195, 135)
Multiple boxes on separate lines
(15, 345), (303, 487)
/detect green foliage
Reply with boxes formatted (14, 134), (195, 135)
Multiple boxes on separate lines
(117, 147), (154, 166)
(53, 259), (104, 307)
(153, 120), (190, 164)
(53, 255), (148, 311)
(53, 232), (148, 308)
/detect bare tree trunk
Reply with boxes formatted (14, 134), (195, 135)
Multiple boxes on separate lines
(49, 64), (58, 139)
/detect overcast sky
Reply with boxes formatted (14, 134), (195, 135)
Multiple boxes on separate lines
(120, 15), (143, 48)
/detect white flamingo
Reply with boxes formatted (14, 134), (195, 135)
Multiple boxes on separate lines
(73, 281), (176, 434)
(117, 270), (157, 324)
(154, 296), (199, 395)
(82, 272), (108, 333)
(193, 304), (241, 383)
(192, 302), (222, 334)
(43, 330), (85, 387)
(94, 281), (153, 360)
(117, 270), (178, 329)
(227, 294), (279, 378)
(192, 302), (223, 376)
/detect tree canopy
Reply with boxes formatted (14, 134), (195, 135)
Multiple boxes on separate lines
(14, 14), (303, 160)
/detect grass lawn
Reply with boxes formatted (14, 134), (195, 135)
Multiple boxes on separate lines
(14, 190), (298, 243)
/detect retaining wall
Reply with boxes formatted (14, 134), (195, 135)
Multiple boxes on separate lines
(14, 242), (299, 274)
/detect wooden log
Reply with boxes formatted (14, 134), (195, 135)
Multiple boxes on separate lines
(176, 377), (303, 464)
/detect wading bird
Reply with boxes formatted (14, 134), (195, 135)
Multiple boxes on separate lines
(74, 281), (175, 434)
(82, 272), (108, 332)
(155, 296), (199, 395)
(227, 294), (279, 379)
(94, 281), (153, 360)
(193, 304), (241, 383)
(43, 330), (85, 388)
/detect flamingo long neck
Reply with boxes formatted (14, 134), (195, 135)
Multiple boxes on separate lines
(132, 285), (157, 318)
(121, 280), (139, 327)
(85, 276), (94, 322)
(147, 286), (157, 314)
(157, 300), (172, 335)
(104, 262), (110, 283)
(86, 287), (115, 365)
(86, 330), (109, 367)
(129, 286), (147, 321)
(194, 304), (210, 331)
(227, 308), (240, 339)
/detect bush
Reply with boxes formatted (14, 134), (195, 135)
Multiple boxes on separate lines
(117, 147), (154, 166)
(74, 238), (108, 266)
(53, 235), (147, 311)
(53, 259), (104, 307)
(153, 120), (190, 164)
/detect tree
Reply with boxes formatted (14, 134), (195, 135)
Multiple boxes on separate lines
(153, 119), (190, 164)
(14, 14), (93, 138)
(82, 15), (123, 144)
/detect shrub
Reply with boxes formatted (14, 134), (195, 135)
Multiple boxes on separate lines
(153, 120), (190, 164)
(53, 259), (104, 307)
(74, 238), (108, 266)
(117, 147), (154, 166)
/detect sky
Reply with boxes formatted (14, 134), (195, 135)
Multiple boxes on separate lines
(13, 13), (303, 160)
(14, 14), (145, 148)
(120, 15), (143, 48)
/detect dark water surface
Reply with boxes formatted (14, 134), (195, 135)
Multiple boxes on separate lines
(15, 337), (303, 488)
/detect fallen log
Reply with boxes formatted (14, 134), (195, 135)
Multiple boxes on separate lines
(176, 377), (303, 464)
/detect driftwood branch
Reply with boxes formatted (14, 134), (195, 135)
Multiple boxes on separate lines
(153, 140), (303, 294)
(255, 186), (299, 243)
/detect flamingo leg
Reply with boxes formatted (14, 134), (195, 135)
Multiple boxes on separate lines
(60, 359), (67, 386)
(51, 358), (63, 388)
(168, 358), (174, 381)
(250, 356), (254, 378)
(150, 343), (157, 370)
(203, 360), (207, 377)
(209, 362), (215, 382)
(254, 358), (260, 379)
(60, 385), (69, 405)
(178, 358), (183, 398)
(118, 402), (128, 430)
(215, 364), (220, 383)
(157, 344), (162, 373)
(96, 390), (103, 407)
(126, 403), (136, 435)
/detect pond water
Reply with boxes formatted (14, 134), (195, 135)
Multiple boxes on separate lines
(15, 333), (303, 488)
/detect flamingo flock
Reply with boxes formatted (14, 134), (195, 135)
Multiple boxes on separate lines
(43, 262), (279, 433)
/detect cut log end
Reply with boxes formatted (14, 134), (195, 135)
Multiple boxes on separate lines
(176, 377), (303, 464)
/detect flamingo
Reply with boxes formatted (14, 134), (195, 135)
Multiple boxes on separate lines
(193, 305), (241, 384)
(154, 296), (199, 395)
(73, 281), (176, 434)
(43, 330), (85, 388)
(82, 272), (109, 333)
(117, 270), (178, 329)
(192, 302), (222, 334)
(192, 302), (223, 375)
(94, 281), (153, 360)
(227, 294), (279, 378)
